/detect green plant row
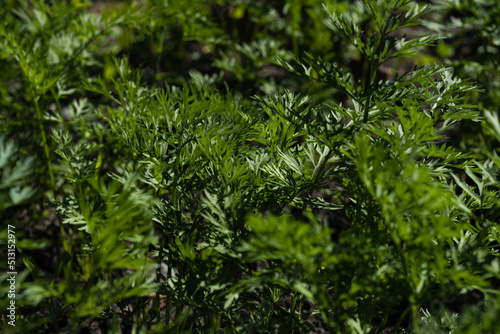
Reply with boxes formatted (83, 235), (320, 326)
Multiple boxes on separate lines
(1, 0), (500, 333)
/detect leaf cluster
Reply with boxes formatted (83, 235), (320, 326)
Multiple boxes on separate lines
(2, 1), (500, 333)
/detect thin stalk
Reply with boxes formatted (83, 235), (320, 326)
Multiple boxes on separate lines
(411, 303), (420, 333)
(375, 310), (390, 334)
(154, 242), (163, 323)
(164, 235), (173, 328)
(33, 96), (55, 191)
(390, 305), (411, 334)
(297, 295), (303, 321)
(175, 259), (185, 331)
(212, 312), (221, 332)
(58, 215), (69, 252)
(362, 60), (377, 123)
(290, 294), (297, 315)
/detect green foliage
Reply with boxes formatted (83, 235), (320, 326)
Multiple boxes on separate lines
(0, 134), (36, 211)
(426, 0), (500, 154)
(2, 0), (500, 333)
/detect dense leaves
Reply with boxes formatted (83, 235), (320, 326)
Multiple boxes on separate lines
(1, 0), (500, 333)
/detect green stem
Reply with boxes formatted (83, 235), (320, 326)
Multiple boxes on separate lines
(34, 96), (55, 191)
(375, 310), (390, 334)
(411, 303), (420, 333)
(297, 295), (303, 321)
(390, 304), (411, 334)
(59, 215), (68, 252)
(290, 294), (297, 315)
(363, 60), (377, 123)
(157, 236), (165, 322)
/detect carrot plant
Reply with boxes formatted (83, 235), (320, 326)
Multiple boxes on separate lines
(1, 0), (500, 333)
